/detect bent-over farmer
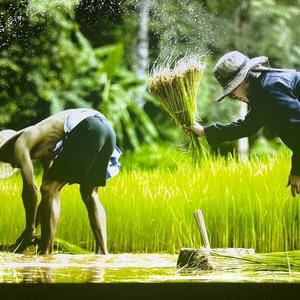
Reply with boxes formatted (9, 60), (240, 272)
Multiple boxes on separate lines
(184, 51), (300, 197)
(0, 108), (121, 254)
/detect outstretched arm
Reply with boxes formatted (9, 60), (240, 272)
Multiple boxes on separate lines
(12, 139), (38, 251)
(184, 108), (263, 145)
(203, 108), (263, 145)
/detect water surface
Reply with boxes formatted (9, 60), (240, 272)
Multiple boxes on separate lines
(1, 253), (300, 283)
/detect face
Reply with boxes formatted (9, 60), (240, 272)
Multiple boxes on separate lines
(228, 81), (250, 103)
(0, 144), (18, 167)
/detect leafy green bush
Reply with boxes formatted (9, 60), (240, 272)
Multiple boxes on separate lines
(0, 0), (158, 149)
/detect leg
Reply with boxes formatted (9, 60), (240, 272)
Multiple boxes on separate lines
(80, 185), (108, 254)
(39, 180), (66, 254)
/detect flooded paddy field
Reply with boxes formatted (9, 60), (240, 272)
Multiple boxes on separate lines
(1, 253), (300, 284)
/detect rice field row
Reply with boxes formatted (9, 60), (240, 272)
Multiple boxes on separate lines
(0, 148), (299, 253)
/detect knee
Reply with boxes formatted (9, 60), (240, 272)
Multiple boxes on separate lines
(40, 181), (58, 199)
(80, 185), (95, 204)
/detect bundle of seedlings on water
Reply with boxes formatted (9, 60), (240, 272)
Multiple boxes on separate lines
(148, 54), (205, 161)
(191, 249), (300, 273)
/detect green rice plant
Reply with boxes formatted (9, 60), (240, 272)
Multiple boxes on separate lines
(205, 249), (300, 273)
(179, 248), (300, 273)
(148, 54), (205, 161)
(0, 148), (299, 254)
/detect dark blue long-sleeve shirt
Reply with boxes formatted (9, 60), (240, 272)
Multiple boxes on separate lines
(204, 71), (300, 175)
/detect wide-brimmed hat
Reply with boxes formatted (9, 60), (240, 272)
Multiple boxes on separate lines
(213, 51), (268, 102)
(0, 129), (24, 179)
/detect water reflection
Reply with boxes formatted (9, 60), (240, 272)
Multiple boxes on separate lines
(0, 253), (300, 283)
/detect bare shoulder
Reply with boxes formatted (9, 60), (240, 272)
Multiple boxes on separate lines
(14, 125), (42, 152)
(14, 110), (71, 151)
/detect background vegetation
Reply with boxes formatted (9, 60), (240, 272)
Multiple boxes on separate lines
(1, 0), (300, 151)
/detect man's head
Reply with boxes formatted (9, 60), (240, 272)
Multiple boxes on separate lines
(0, 129), (23, 166)
(213, 51), (268, 102)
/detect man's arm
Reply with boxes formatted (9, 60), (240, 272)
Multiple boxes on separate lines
(203, 108), (264, 146)
(184, 108), (264, 145)
(13, 138), (38, 243)
(264, 76), (300, 197)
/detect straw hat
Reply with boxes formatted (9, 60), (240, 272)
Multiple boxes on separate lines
(213, 51), (268, 102)
(0, 129), (24, 179)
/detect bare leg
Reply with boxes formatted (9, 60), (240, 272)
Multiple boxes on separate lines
(35, 202), (42, 230)
(80, 185), (108, 254)
(39, 180), (65, 254)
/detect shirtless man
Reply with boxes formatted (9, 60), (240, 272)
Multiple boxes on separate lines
(0, 108), (118, 254)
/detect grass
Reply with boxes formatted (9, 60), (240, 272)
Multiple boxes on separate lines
(0, 147), (299, 253)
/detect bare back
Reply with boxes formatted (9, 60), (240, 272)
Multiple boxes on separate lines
(14, 110), (73, 161)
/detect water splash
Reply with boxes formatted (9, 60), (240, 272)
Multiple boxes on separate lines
(1, 0), (217, 54)
(148, 0), (217, 59)
(0, 0), (80, 49)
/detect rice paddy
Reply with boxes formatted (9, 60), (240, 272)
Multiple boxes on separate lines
(0, 147), (299, 254)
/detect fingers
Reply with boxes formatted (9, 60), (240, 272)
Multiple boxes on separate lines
(287, 175), (300, 198)
(291, 185), (296, 198)
(290, 184), (300, 198)
(182, 124), (191, 135)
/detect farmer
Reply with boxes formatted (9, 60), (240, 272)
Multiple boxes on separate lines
(184, 51), (300, 197)
(0, 108), (121, 254)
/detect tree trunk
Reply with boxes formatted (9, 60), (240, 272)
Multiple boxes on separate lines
(133, 0), (150, 107)
(236, 1), (251, 161)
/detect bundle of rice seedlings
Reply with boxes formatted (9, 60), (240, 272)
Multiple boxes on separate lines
(180, 249), (300, 273)
(148, 54), (205, 161)
(214, 249), (300, 273)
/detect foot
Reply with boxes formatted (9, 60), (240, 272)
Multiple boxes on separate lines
(36, 240), (52, 255)
(8, 236), (36, 253)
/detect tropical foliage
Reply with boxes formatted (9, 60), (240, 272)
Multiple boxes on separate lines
(1, 0), (300, 151)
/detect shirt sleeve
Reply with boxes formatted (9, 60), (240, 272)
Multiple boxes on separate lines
(291, 153), (300, 176)
(263, 76), (300, 175)
(203, 108), (263, 145)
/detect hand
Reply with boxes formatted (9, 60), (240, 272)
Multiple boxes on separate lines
(287, 174), (300, 197)
(183, 122), (205, 137)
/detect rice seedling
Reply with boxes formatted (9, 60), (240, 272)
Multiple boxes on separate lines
(191, 249), (300, 273)
(148, 54), (205, 161)
(0, 148), (299, 254)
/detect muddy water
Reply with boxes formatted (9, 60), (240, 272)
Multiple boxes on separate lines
(1, 253), (300, 283)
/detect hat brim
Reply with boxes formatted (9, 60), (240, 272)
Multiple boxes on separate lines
(0, 129), (25, 154)
(215, 56), (268, 102)
(0, 130), (25, 179)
